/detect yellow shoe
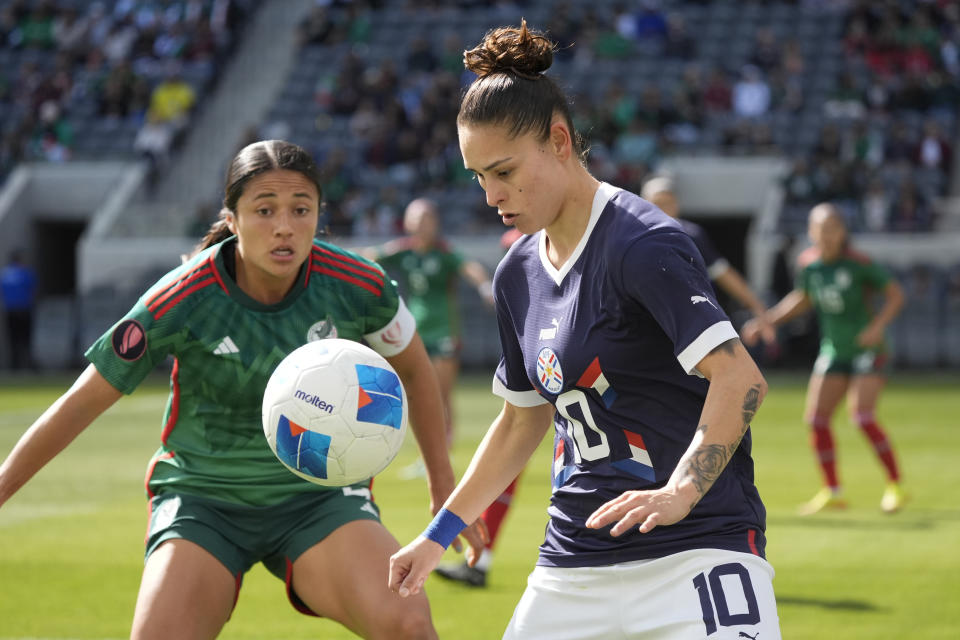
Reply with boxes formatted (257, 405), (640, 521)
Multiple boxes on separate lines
(880, 483), (907, 514)
(798, 487), (847, 516)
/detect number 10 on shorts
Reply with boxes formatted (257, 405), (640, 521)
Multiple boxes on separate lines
(692, 563), (761, 635)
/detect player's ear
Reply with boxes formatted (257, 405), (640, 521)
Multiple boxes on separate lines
(549, 118), (572, 162)
(224, 209), (237, 235)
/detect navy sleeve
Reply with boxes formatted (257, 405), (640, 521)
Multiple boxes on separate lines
(619, 230), (738, 374)
(491, 263), (547, 407)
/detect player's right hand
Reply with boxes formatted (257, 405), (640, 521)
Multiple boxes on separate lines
(389, 536), (446, 597)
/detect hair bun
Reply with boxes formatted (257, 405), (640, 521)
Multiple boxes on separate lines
(464, 20), (554, 79)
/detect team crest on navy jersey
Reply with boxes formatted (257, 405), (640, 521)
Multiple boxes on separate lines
(536, 347), (564, 393)
(307, 316), (338, 341)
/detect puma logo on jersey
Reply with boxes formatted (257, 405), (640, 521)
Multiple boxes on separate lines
(539, 318), (560, 340)
(690, 295), (717, 309)
(739, 632), (759, 640)
(213, 336), (240, 355)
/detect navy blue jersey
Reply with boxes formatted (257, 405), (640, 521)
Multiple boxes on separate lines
(677, 218), (730, 281)
(492, 183), (766, 568)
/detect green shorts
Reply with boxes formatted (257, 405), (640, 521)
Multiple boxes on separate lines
(813, 349), (890, 376)
(145, 487), (380, 615)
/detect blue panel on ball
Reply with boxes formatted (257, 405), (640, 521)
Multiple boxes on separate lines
(355, 364), (403, 429)
(276, 414), (331, 478)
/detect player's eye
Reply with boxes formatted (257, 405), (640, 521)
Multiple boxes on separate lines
(295, 206), (311, 216)
(497, 169), (511, 178)
(256, 207), (271, 216)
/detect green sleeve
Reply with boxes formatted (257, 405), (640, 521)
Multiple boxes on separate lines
(361, 258), (403, 335)
(795, 264), (810, 295)
(84, 299), (178, 395)
(862, 260), (892, 289)
(447, 249), (465, 274)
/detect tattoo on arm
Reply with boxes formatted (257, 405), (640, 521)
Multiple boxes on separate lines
(679, 424), (729, 499)
(680, 384), (764, 500)
(741, 384), (761, 428)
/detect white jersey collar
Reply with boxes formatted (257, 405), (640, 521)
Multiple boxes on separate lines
(538, 181), (620, 286)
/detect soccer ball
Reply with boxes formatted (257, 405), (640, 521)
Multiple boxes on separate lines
(262, 338), (408, 486)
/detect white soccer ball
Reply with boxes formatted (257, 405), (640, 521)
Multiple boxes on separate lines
(262, 338), (408, 486)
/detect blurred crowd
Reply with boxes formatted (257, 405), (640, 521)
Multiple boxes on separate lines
(782, 0), (960, 233)
(2, 0), (958, 239)
(264, 0), (960, 236)
(0, 0), (258, 181)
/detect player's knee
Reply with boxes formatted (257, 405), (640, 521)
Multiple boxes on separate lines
(852, 410), (874, 428)
(371, 605), (435, 640)
(806, 414), (830, 431)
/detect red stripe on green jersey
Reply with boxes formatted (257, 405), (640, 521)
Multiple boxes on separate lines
(313, 246), (384, 283)
(310, 265), (382, 296)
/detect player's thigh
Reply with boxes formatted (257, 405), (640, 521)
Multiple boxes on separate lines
(627, 550), (781, 640)
(847, 374), (886, 415)
(502, 565), (623, 640)
(131, 539), (236, 640)
(292, 519), (436, 640)
(803, 371), (849, 421)
(504, 552), (780, 640)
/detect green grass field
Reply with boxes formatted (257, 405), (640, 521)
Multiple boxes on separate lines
(1, 371), (958, 639)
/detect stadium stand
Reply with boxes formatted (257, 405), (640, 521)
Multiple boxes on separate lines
(0, 0), (260, 184)
(1, 0), (959, 371)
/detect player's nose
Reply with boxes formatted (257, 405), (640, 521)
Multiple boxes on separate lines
(273, 209), (295, 235)
(485, 183), (505, 208)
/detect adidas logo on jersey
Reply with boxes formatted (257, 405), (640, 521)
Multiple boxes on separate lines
(213, 336), (240, 355)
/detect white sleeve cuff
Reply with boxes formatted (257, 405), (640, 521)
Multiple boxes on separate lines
(492, 375), (548, 407)
(707, 258), (731, 280)
(677, 321), (739, 377)
(363, 297), (416, 357)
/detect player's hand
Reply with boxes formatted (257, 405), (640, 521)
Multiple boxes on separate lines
(458, 517), (489, 565)
(856, 323), (884, 348)
(740, 319), (762, 347)
(585, 485), (695, 536)
(389, 536), (446, 598)
(757, 318), (778, 347)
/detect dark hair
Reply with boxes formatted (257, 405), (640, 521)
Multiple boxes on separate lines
(459, 20), (586, 163)
(195, 140), (324, 252)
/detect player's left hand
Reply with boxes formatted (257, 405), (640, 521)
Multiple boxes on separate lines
(457, 517), (489, 564)
(585, 486), (695, 536)
(389, 536), (445, 598)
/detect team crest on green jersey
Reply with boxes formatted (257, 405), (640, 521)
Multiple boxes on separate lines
(307, 316), (338, 341)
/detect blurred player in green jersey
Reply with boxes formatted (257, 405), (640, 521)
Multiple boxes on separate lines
(743, 203), (906, 515)
(0, 140), (483, 639)
(367, 198), (494, 454)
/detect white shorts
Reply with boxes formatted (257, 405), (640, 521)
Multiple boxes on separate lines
(502, 548), (780, 640)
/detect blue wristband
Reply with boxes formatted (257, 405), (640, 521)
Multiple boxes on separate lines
(422, 508), (467, 549)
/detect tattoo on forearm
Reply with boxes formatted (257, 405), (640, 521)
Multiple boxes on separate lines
(741, 384), (762, 427)
(679, 424), (730, 499)
(681, 384), (764, 501)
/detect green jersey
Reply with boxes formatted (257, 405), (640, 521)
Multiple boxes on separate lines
(374, 238), (464, 348)
(85, 237), (416, 507)
(796, 247), (891, 361)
